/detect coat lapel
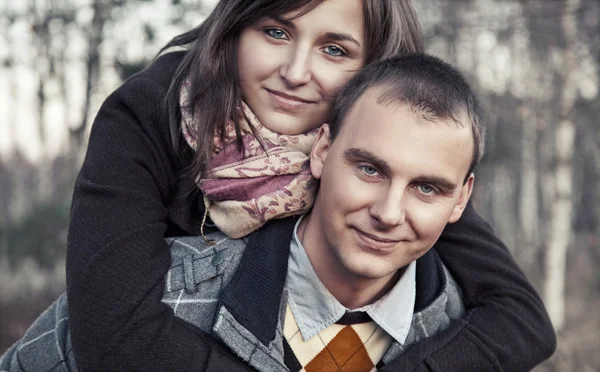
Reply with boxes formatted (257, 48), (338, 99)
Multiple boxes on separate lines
(213, 217), (298, 371)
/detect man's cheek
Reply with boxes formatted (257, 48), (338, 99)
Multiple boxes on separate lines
(411, 204), (452, 235)
(334, 178), (366, 204)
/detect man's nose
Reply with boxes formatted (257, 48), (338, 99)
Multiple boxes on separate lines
(370, 188), (406, 228)
(280, 46), (312, 87)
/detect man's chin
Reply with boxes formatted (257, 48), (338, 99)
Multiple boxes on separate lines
(341, 259), (397, 282)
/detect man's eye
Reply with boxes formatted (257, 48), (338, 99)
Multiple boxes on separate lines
(360, 165), (379, 176)
(265, 28), (287, 40)
(418, 184), (435, 194)
(323, 45), (346, 57)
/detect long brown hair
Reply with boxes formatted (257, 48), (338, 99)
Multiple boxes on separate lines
(161, 0), (424, 184)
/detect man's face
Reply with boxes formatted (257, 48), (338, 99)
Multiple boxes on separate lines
(305, 88), (474, 288)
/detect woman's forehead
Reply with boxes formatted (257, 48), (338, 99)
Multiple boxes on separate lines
(257, 0), (364, 33)
(276, 0), (326, 20)
(250, 0), (324, 20)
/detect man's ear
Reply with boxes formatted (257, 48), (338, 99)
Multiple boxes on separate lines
(448, 173), (474, 223)
(310, 124), (331, 180)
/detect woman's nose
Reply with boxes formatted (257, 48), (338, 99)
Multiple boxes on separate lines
(280, 47), (312, 87)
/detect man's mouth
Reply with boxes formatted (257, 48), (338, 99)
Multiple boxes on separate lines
(353, 228), (402, 251)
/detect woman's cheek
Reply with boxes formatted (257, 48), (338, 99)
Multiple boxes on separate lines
(317, 65), (359, 101)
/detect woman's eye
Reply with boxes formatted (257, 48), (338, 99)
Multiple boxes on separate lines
(360, 165), (379, 177)
(323, 45), (346, 57)
(265, 28), (287, 40)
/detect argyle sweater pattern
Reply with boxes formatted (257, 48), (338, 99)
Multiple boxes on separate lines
(283, 306), (392, 372)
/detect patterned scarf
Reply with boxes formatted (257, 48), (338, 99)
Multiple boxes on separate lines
(181, 84), (319, 238)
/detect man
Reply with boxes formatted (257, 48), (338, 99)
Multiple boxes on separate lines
(3, 54), (485, 371)
(278, 54), (477, 369)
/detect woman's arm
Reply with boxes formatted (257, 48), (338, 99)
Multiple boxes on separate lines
(430, 202), (556, 371)
(65, 53), (222, 370)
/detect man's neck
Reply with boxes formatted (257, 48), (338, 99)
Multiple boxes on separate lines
(298, 214), (403, 309)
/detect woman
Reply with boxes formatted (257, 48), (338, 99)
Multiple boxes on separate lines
(35, 0), (556, 370)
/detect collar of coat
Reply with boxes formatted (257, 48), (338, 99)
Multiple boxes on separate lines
(219, 216), (445, 346)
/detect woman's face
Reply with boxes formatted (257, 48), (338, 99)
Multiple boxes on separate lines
(237, 0), (366, 135)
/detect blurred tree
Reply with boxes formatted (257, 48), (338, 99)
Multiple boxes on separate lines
(3, 200), (70, 270)
(73, 0), (111, 151)
(1, 0), (599, 368)
(544, 0), (583, 332)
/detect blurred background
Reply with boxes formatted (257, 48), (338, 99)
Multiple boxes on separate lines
(0, 0), (598, 370)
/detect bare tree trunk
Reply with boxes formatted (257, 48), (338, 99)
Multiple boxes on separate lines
(491, 165), (518, 254)
(30, 0), (48, 148)
(70, 0), (109, 153)
(4, 24), (18, 224)
(543, 0), (580, 332)
(31, 0), (54, 203)
(519, 105), (539, 266)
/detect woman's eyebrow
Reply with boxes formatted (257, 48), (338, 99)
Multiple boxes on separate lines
(324, 32), (361, 47)
(272, 15), (360, 47)
(273, 15), (296, 28)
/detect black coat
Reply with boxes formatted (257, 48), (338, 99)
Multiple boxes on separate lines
(65, 51), (555, 371)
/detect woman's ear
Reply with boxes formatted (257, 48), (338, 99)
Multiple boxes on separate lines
(310, 124), (331, 180)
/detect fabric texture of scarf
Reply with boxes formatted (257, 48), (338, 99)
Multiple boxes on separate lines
(181, 83), (319, 238)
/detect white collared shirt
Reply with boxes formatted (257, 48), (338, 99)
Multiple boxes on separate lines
(286, 216), (416, 344)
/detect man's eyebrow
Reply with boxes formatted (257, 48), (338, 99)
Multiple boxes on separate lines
(413, 176), (458, 192)
(345, 148), (459, 191)
(344, 148), (391, 175)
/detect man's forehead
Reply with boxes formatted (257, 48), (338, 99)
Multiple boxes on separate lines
(343, 86), (472, 130)
(336, 90), (473, 181)
(339, 88), (412, 136)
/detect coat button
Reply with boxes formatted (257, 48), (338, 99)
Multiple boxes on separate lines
(211, 251), (225, 266)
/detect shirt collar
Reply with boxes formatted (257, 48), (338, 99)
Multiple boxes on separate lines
(286, 216), (416, 345)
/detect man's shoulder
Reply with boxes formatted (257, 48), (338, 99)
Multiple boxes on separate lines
(410, 250), (465, 343)
(167, 233), (247, 261)
(162, 233), (248, 333)
(414, 249), (444, 311)
(414, 248), (464, 317)
(381, 251), (465, 365)
(166, 233), (249, 286)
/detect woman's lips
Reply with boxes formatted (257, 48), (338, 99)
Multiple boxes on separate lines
(267, 89), (314, 111)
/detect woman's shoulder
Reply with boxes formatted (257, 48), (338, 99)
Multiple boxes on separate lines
(88, 51), (190, 169)
(96, 50), (188, 128)
(118, 50), (187, 95)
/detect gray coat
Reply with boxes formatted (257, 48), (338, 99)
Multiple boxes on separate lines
(1, 218), (463, 371)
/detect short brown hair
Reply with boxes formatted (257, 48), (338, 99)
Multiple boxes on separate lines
(329, 54), (486, 180)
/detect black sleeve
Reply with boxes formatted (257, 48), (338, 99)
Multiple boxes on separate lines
(65, 73), (223, 370)
(432, 202), (556, 371)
